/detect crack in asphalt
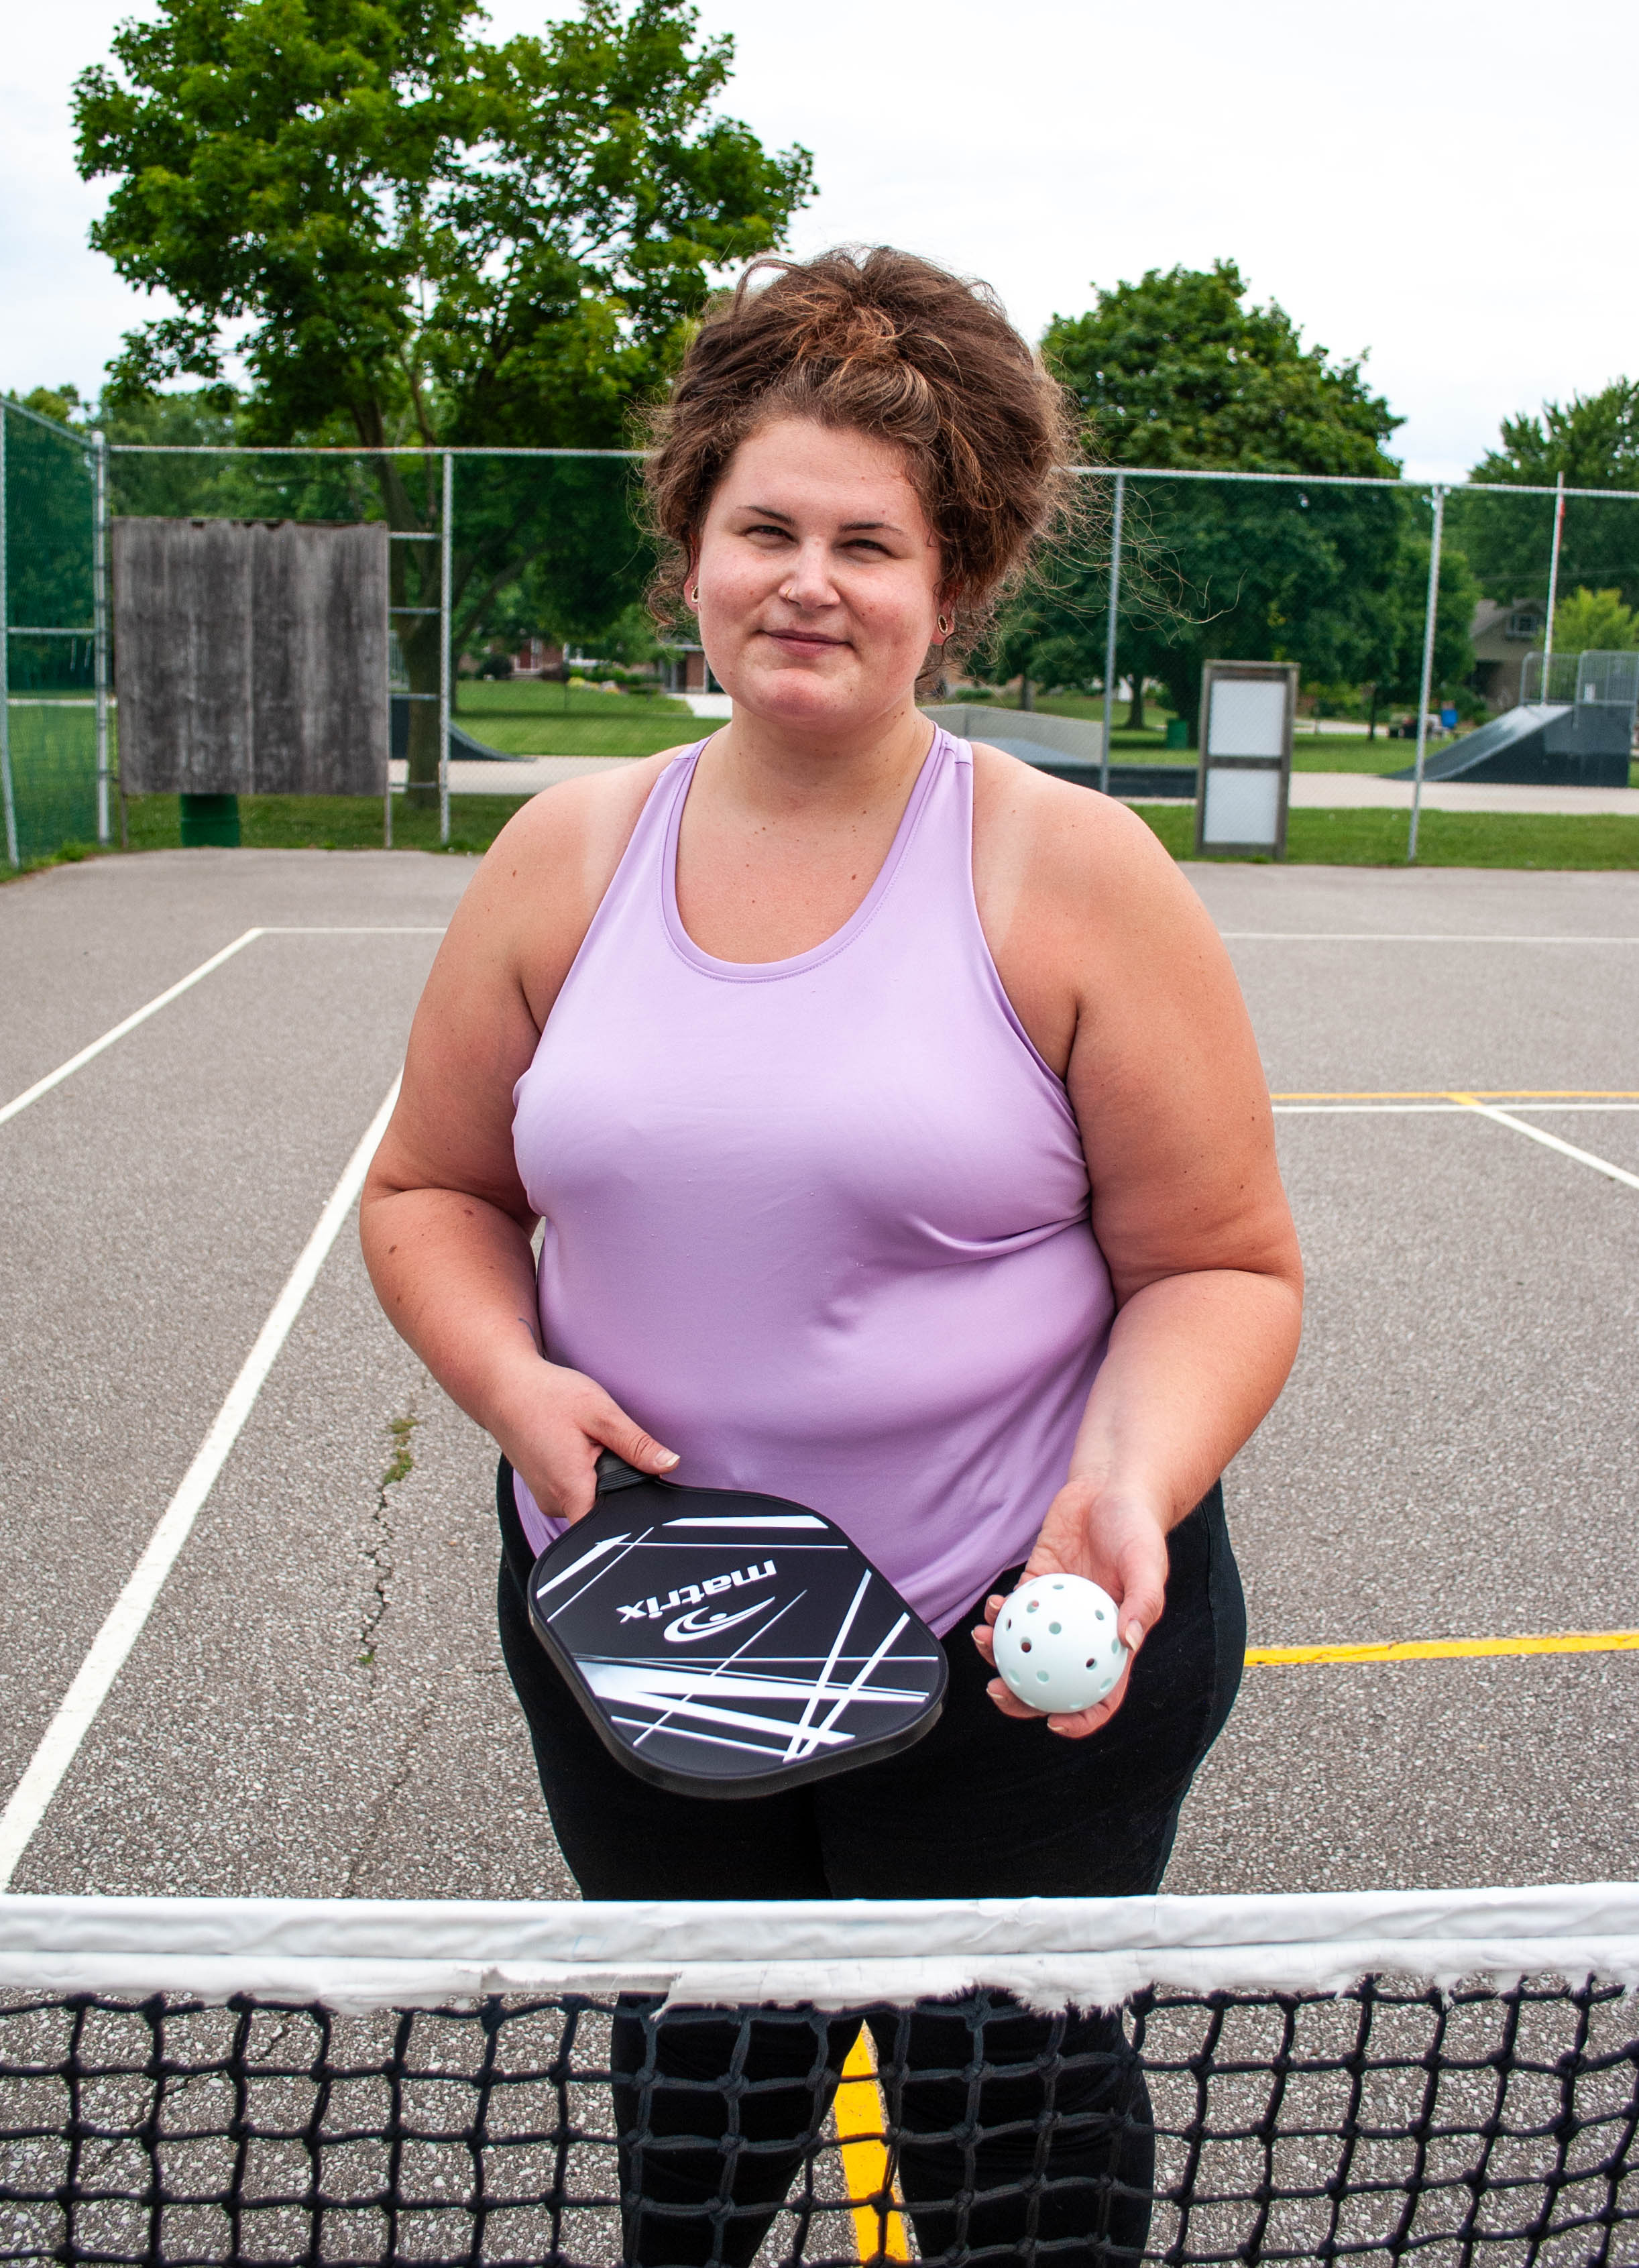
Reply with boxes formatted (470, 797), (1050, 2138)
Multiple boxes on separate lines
(358, 1402), (418, 1670)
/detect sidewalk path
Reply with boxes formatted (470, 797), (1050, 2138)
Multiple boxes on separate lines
(394, 756), (1639, 818)
(1286, 773), (1639, 816)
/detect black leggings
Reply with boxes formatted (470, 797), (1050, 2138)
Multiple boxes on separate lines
(498, 1464), (1245, 2265)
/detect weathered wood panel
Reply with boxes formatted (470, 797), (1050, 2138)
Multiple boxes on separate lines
(113, 519), (388, 795)
(113, 520), (251, 793)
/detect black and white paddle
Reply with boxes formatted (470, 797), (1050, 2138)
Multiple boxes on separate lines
(528, 1453), (947, 1797)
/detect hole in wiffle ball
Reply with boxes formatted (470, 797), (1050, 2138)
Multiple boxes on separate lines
(1020, 1639), (1032, 1653)
(1049, 1622), (1062, 1634)
(1026, 1600), (1039, 1614)
(1037, 1670), (1050, 1683)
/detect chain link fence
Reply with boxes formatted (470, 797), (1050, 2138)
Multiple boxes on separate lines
(1, 399), (107, 864)
(5, 416), (1638, 865)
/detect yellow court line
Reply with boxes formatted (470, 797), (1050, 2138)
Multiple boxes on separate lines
(1269, 1089), (1639, 1102)
(836, 2031), (911, 2263)
(1248, 1630), (1639, 1666)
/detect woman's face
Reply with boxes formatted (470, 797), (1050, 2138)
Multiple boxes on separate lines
(691, 415), (946, 734)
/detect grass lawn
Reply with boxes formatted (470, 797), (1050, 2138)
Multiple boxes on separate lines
(1133, 803), (1639, 868)
(7, 786), (1609, 874)
(117, 789), (537, 858)
(454, 680), (700, 759)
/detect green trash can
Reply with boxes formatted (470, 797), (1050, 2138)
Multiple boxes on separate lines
(1165, 718), (1190, 750)
(179, 793), (241, 848)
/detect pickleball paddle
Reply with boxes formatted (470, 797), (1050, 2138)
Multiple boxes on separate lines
(527, 1452), (948, 1797)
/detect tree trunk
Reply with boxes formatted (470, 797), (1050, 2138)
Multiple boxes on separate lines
(1158, 659), (1200, 746)
(398, 616), (443, 809)
(1365, 681), (1379, 740)
(1019, 677), (1035, 711)
(1125, 676), (1146, 731)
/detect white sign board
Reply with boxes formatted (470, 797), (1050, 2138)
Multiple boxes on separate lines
(1194, 663), (1296, 857)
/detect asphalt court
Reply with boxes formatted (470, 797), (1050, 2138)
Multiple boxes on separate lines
(1, 852), (1636, 1905)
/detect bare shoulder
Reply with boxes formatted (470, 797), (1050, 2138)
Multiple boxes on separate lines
(443, 748), (683, 1025)
(968, 740), (1217, 966)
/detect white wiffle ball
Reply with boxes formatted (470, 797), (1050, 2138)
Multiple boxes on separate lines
(993, 1573), (1129, 1714)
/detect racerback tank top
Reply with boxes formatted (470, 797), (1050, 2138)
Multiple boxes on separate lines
(510, 729), (1115, 1636)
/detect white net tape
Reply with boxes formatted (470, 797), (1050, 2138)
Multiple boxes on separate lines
(4, 1883), (1638, 2013)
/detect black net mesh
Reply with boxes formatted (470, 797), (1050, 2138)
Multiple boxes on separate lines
(3, 1977), (1635, 2265)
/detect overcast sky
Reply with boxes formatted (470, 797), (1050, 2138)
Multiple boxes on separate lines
(4, 0), (1633, 481)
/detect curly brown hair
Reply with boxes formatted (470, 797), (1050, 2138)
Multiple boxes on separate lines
(642, 245), (1082, 666)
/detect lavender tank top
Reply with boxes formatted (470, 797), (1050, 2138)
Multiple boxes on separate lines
(509, 729), (1115, 1636)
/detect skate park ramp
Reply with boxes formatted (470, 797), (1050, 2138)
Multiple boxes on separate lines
(919, 702), (1197, 798)
(1398, 649), (1638, 787)
(390, 695), (523, 765)
(1394, 703), (1573, 784)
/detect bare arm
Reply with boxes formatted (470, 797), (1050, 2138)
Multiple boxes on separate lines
(361, 757), (685, 1519)
(970, 755), (1303, 1736)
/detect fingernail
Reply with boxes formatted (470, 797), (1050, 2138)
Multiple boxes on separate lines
(654, 1450), (679, 1469)
(1123, 1622), (1143, 1652)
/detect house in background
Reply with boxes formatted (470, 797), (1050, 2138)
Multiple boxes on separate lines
(1469, 598), (1544, 711)
(660, 642), (724, 695)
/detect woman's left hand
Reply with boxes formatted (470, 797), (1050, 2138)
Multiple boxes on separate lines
(970, 1480), (1170, 1739)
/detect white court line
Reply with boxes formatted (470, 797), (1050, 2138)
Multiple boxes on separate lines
(1455, 1100), (1639, 1193)
(1221, 933), (1639, 944)
(0, 1076), (401, 1891)
(1273, 1095), (1639, 1188)
(0, 925), (444, 1129)
(1274, 1102), (1639, 1115)
(0, 928), (262, 1127)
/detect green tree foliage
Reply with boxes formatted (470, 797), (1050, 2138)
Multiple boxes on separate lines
(1554, 585), (1639, 652)
(1362, 528), (1479, 716)
(2, 396), (95, 685)
(991, 262), (1405, 740)
(73, 0), (811, 789)
(1453, 381), (1639, 614)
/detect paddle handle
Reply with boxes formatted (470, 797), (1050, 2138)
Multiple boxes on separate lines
(594, 1449), (648, 1494)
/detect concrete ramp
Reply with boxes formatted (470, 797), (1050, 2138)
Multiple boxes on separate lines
(1392, 703), (1630, 787)
(1393, 705), (1569, 783)
(390, 695), (526, 765)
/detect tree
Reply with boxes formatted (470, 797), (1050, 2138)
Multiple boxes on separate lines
(993, 262), (1404, 741)
(1358, 528), (1478, 723)
(1453, 381), (1639, 616)
(74, 0), (811, 795)
(1553, 585), (1639, 652)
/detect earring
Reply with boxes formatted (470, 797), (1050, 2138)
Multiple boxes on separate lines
(935, 612), (954, 639)
(684, 583), (699, 608)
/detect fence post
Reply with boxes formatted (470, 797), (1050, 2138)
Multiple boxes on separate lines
(0, 408), (16, 869)
(1540, 469), (1565, 701)
(93, 430), (111, 844)
(1099, 470), (1125, 796)
(1407, 484), (1446, 864)
(439, 451), (453, 848)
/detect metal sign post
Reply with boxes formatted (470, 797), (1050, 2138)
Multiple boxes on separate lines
(1407, 485), (1446, 863)
(439, 451), (453, 848)
(1098, 471), (1125, 796)
(1193, 660), (1296, 858)
(1539, 469), (1566, 701)
(92, 431), (111, 845)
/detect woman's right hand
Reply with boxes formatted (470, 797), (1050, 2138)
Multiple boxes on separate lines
(498, 1357), (679, 1523)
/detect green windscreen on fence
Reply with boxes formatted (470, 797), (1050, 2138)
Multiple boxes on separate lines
(3, 400), (99, 862)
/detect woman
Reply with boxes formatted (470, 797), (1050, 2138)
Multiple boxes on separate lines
(362, 247), (1302, 2266)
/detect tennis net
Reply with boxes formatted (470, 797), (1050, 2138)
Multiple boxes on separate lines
(3, 1886), (1637, 2265)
